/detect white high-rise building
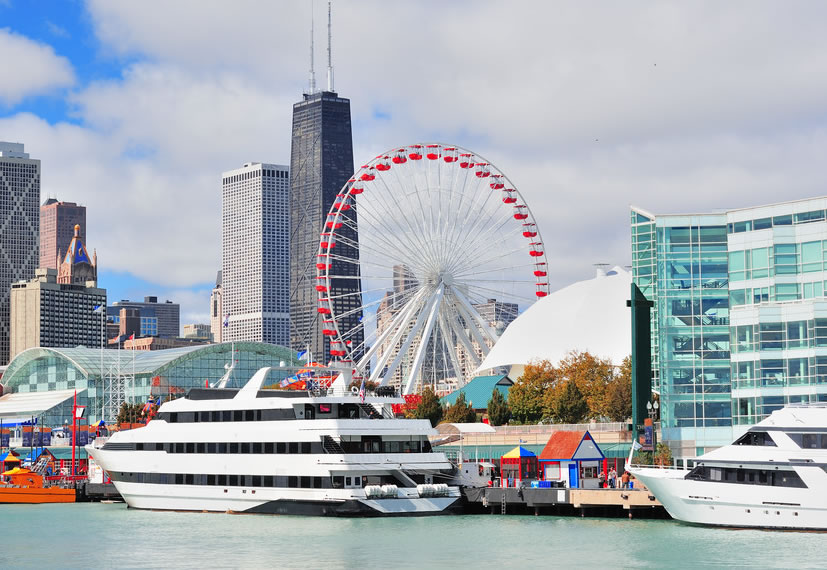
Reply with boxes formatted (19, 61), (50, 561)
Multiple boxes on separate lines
(0, 142), (41, 364)
(221, 162), (290, 346)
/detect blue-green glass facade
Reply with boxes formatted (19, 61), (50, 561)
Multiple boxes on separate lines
(632, 198), (827, 454)
(1, 342), (300, 427)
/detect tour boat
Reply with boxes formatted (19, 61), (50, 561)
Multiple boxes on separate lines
(0, 467), (76, 504)
(629, 404), (827, 530)
(86, 367), (461, 516)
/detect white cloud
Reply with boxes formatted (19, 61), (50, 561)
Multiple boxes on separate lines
(0, 28), (74, 105)
(6, 0), (827, 325)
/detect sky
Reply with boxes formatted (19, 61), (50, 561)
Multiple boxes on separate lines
(3, 0), (827, 328)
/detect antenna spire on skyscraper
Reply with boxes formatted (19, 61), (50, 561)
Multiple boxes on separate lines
(327, 1), (334, 92)
(308, 1), (317, 94)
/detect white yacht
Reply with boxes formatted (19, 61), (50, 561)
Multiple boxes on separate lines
(85, 367), (461, 516)
(630, 404), (827, 530)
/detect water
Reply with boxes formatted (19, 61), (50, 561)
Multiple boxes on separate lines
(1, 503), (824, 569)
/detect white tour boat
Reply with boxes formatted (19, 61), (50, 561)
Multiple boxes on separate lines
(629, 404), (827, 530)
(86, 367), (461, 516)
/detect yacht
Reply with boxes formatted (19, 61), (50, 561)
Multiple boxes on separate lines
(85, 367), (461, 516)
(629, 404), (827, 530)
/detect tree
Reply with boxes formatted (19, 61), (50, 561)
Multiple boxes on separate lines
(486, 389), (511, 426)
(443, 392), (477, 424)
(552, 380), (589, 424)
(413, 387), (443, 427)
(633, 443), (673, 467)
(556, 350), (615, 419)
(509, 360), (558, 423)
(604, 356), (633, 421)
(117, 402), (144, 425)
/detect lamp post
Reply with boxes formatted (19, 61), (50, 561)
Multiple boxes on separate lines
(646, 400), (659, 459)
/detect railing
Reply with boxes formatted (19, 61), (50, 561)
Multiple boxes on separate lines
(494, 422), (628, 434)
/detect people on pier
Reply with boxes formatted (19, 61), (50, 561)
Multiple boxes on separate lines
(609, 468), (617, 489)
(621, 470), (630, 489)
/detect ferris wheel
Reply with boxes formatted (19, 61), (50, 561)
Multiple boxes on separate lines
(316, 143), (549, 394)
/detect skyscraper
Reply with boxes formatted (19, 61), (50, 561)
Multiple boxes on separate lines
(222, 162), (290, 346)
(289, 5), (363, 361)
(40, 199), (86, 270)
(10, 225), (105, 358)
(0, 142), (40, 364)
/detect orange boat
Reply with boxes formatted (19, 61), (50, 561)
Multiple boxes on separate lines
(0, 467), (76, 504)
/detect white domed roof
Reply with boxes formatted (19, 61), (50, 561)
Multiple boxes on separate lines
(478, 266), (632, 374)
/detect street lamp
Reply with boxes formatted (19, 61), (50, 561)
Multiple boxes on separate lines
(646, 400), (659, 459)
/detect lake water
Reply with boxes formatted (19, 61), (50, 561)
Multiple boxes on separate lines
(1, 503), (824, 569)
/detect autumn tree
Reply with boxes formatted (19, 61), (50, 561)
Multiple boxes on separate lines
(509, 360), (559, 423)
(486, 389), (511, 426)
(414, 387), (443, 427)
(604, 356), (633, 421)
(443, 392), (477, 424)
(551, 380), (590, 423)
(556, 350), (614, 418)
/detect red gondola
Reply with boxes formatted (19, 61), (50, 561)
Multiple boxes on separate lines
(322, 320), (336, 336)
(489, 175), (504, 190)
(376, 157), (391, 171)
(350, 185), (364, 195)
(325, 214), (342, 230)
(529, 242), (544, 257)
(360, 171), (375, 181)
(318, 299), (332, 315)
(315, 254), (331, 270)
(458, 153), (474, 168)
(330, 341), (346, 357)
(426, 144), (440, 160)
(475, 163), (491, 178)
(392, 149), (407, 164)
(503, 196), (517, 204)
(320, 233), (336, 249)
(513, 205), (528, 220)
(408, 144), (423, 160)
(522, 222), (537, 238)
(334, 194), (351, 211)
(536, 290), (548, 298)
(315, 277), (329, 292)
(443, 147), (457, 163)
(535, 282), (549, 298)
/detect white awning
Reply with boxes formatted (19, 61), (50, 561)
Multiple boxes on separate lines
(436, 423), (496, 435)
(0, 389), (77, 419)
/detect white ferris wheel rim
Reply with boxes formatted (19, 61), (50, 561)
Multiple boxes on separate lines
(316, 142), (549, 393)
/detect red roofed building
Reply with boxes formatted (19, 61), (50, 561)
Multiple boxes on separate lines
(539, 430), (604, 489)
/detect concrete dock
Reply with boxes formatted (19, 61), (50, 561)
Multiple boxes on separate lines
(463, 486), (666, 518)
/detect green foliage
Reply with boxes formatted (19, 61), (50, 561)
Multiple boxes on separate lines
(348, 379), (379, 393)
(486, 389), (511, 426)
(116, 402), (144, 425)
(552, 380), (589, 424)
(604, 356), (633, 421)
(443, 392), (477, 424)
(633, 443), (673, 467)
(509, 360), (558, 423)
(414, 387), (443, 427)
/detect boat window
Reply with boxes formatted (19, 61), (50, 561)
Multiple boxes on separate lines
(240, 443), (250, 454)
(788, 433), (827, 449)
(300, 476), (311, 488)
(229, 475), (239, 486)
(264, 442), (274, 454)
(301, 442), (312, 454)
(345, 476), (352, 486)
(289, 442), (299, 454)
(168, 413), (178, 423)
(233, 410), (243, 422)
(196, 443), (205, 453)
(229, 443), (239, 453)
(222, 411), (231, 422)
(288, 476), (298, 488)
(332, 476), (344, 489)
(685, 465), (808, 488)
(276, 442), (286, 454)
(245, 410), (255, 421)
(319, 403), (332, 414)
(733, 431), (776, 446)
(199, 411), (209, 422)
(252, 442), (262, 454)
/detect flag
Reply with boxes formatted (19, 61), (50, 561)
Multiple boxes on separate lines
(358, 377), (366, 403)
(141, 400), (153, 415)
(632, 440), (643, 451)
(297, 350), (309, 361)
(223, 313), (230, 327)
(129, 333), (135, 341)
(93, 305), (105, 314)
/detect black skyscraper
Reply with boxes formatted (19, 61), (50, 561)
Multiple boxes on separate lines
(289, 90), (364, 361)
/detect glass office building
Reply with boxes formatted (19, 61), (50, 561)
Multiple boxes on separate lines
(631, 197), (827, 456)
(1, 342), (299, 427)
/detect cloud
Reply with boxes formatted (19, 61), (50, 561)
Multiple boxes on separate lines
(46, 21), (70, 39)
(0, 28), (75, 105)
(5, 0), (827, 327)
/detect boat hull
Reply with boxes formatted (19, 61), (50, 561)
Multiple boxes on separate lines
(631, 467), (827, 531)
(113, 482), (460, 517)
(0, 487), (76, 504)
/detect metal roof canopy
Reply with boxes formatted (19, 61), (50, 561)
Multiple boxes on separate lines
(436, 423), (496, 435)
(0, 389), (77, 419)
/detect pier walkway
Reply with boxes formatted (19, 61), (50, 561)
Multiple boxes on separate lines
(463, 486), (665, 518)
